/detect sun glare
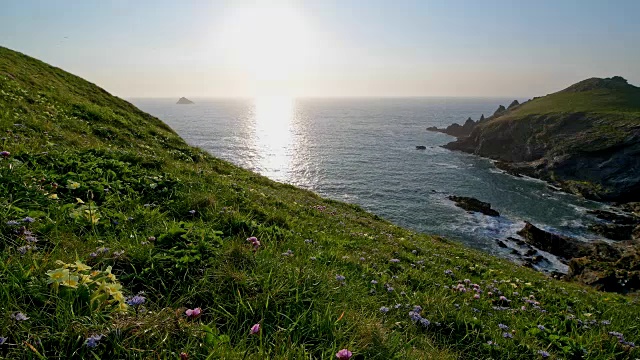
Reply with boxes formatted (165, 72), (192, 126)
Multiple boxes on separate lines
(220, 3), (315, 96)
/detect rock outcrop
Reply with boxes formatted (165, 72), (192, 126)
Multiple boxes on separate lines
(176, 97), (194, 104)
(448, 196), (500, 216)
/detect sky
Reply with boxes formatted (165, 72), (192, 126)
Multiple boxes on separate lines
(1, 0), (639, 98)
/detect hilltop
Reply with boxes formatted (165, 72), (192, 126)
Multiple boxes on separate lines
(441, 77), (640, 202)
(1, 47), (639, 359)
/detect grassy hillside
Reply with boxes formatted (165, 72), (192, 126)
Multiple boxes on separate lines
(502, 77), (640, 119)
(1, 46), (639, 359)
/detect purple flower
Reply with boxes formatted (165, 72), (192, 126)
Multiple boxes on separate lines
(185, 307), (202, 318)
(386, 286), (394, 292)
(6, 220), (19, 226)
(336, 349), (352, 360)
(0, 337), (7, 345)
(188, 210), (196, 215)
(22, 217), (35, 223)
(148, 236), (156, 241)
(85, 334), (103, 348)
(444, 269), (453, 276)
(335, 275), (346, 282)
(11, 312), (28, 321)
(90, 252), (98, 257)
(17, 246), (30, 255)
(305, 239), (314, 244)
(379, 306), (389, 314)
(114, 250), (125, 257)
(370, 280), (378, 285)
(601, 320), (611, 325)
(498, 323), (509, 330)
(359, 257), (365, 261)
(408, 311), (422, 322)
(0, 151), (10, 158)
(503, 332), (513, 339)
(537, 350), (550, 358)
(394, 303), (402, 309)
(250, 323), (260, 335)
(126, 295), (146, 306)
(412, 305), (422, 313)
(419, 318), (430, 327)
(537, 325), (546, 331)
(282, 249), (294, 257)
(389, 258), (400, 263)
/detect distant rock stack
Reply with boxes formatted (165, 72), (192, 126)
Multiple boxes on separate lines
(493, 105), (507, 117)
(508, 100), (520, 109)
(177, 97), (194, 104)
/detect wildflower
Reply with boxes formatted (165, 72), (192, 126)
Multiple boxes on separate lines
(22, 217), (35, 223)
(389, 259), (400, 263)
(48, 193), (58, 199)
(282, 249), (294, 257)
(305, 239), (314, 244)
(336, 349), (352, 360)
(359, 257), (365, 261)
(474, 294), (480, 299)
(0, 337), (6, 345)
(394, 303), (402, 309)
(537, 325), (546, 331)
(188, 210), (196, 215)
(67, 181), (80, 190)
(336, 275), (346, 282)
(370, 280), (378, 285)
(386, 286), (394, 292)
(148, 236), (156, 241)
(250, 323), (261, 335)
(380, 306), (389, 314)
(247, 237), (261, 251)
(444, 269), (453, 276)
(419, 318), (430, 327)
(126, 295), (146, 306)
(0, 151), (10, 158)
(408, 311), (422, 322)
(537, 350), (550, 357)
(90, 252), (98, 257)
(601, 320), (611, 325)
(503, 332), (513, 339)
(463, 279), (471, 284)
(11, 312), (28, 321)
(6, 220), (19, 226)
(114, 250), (125, 257)
(310, 257), (317, 261)
(17, 246), (30, 255)
(412, 305), (422, 313)
(75, 261), (91, 272)
(85, 334), (103, 348)
(61, 275), (80, 288)
(97, 247), (110, 254)
(46, 268), (70, 284)
(185, 307), (202, 318)
(498, 324), (509, 330)
(180, 353), (189, 360)
(521, 306), (527, 311)
(412, 250), (417, 254)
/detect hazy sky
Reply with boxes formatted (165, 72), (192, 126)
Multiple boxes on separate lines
(2, 0), (639, 98)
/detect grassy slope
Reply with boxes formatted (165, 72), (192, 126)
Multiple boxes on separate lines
(1, 46), (639, 359)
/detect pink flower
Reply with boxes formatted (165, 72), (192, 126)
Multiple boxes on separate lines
(185, 307), (201, 318)
(250, 323), (260, 335)
(336, 349), (352, 359)
(473, 294), (480, 299)
(180, 352), (189, 360)
(247, 237), (261, 251)
(0, 151), (10, 158)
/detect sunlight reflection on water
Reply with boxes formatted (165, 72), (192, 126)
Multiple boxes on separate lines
(251, 96), (295, 182)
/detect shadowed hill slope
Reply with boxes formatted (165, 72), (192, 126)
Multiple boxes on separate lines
(1, 47), (639, 359)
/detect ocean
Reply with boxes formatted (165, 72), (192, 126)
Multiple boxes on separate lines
(131, 97), (607, 272)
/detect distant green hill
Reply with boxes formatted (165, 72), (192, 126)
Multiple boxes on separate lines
(1, 46), (639, 359)
(445, 76), (640, 202)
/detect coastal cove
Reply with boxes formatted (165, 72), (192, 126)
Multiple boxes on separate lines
(132, 97), (612, 274)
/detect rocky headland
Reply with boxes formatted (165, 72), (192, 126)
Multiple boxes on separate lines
(436, 77), (640, 292)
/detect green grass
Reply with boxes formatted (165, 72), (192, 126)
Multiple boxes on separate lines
(1, 46), (640, 359)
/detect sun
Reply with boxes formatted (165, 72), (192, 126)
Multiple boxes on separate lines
(220, 3), (314, 95)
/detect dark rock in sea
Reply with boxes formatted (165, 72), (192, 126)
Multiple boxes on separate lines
(516, 222), (591, 260)
(448, 196), (500, 216)
(587, 209), (637, 225)
(479, 114), (485, 122)
(507, 100), (520, 109)
(588, 223), (635, 240)
(524, 249), (538, 257)
(507, 236), (527, 246)
(496, 240), (508, 248)
(176, 97), (194, 104)
(510, 249), (520, 255)
(416, 145), (427, 150)
(426, 117), (477, 138)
